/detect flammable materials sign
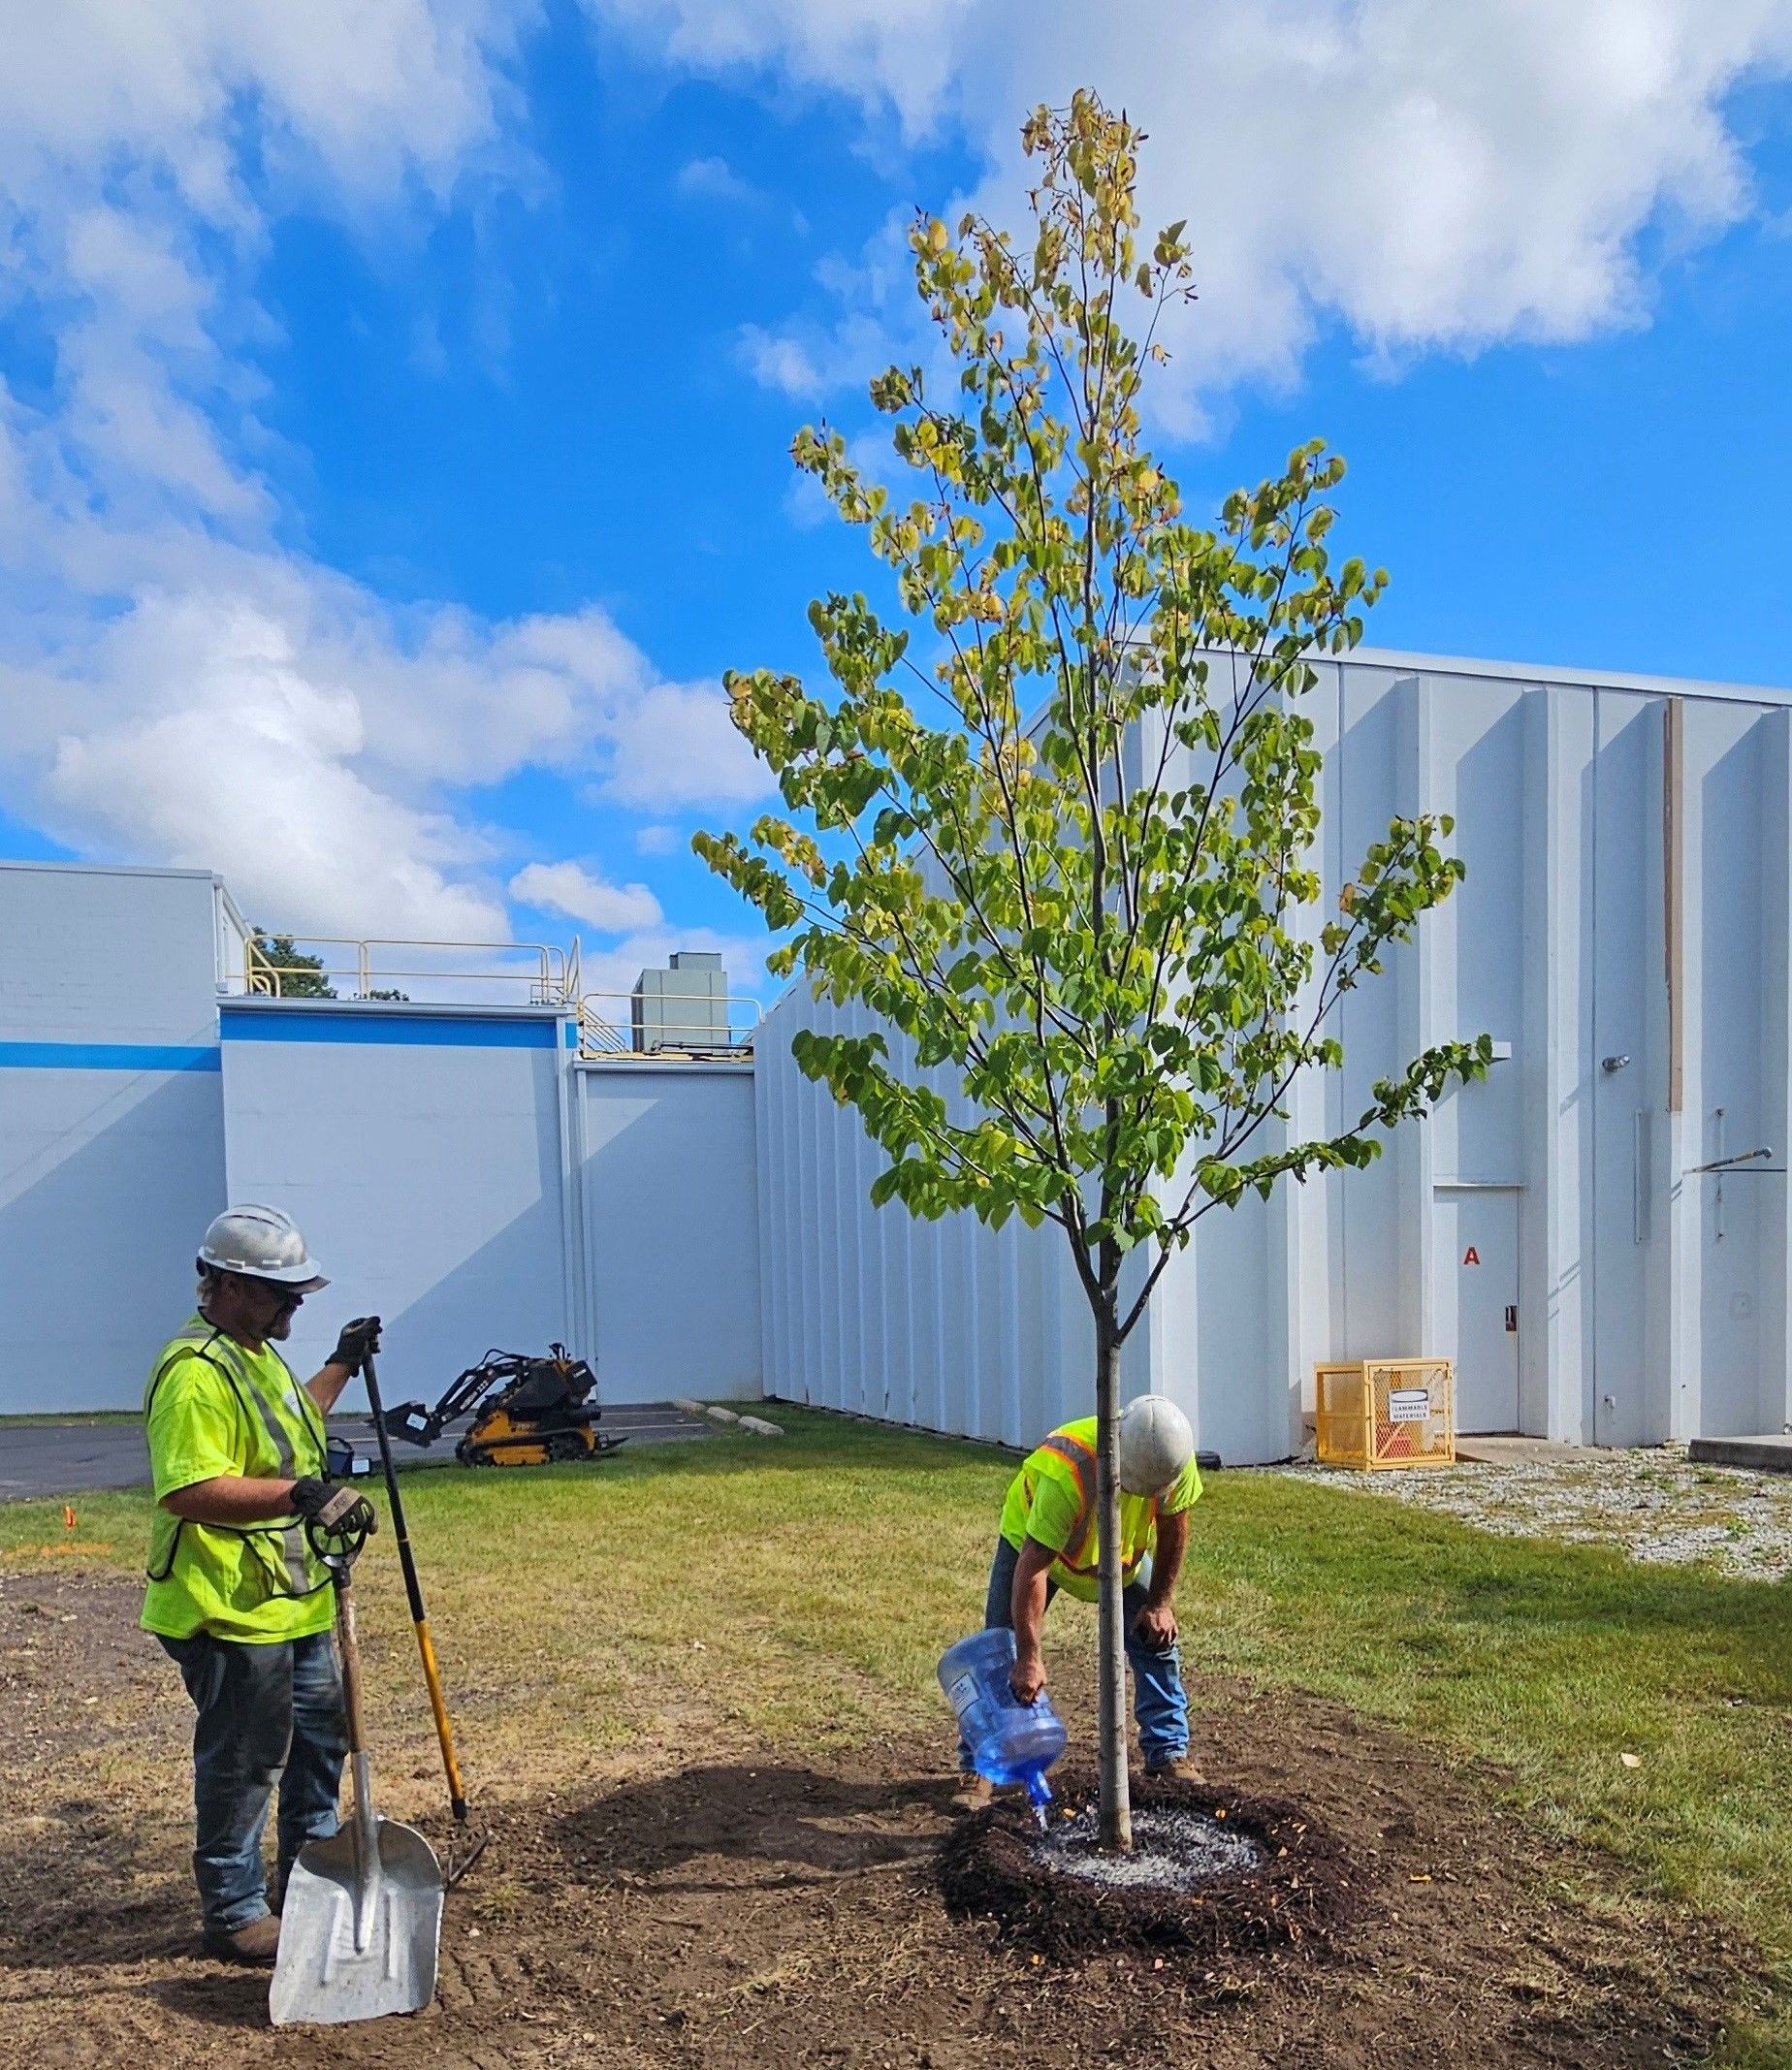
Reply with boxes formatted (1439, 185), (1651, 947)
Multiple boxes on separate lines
(1388, 1388), (1431, 1422)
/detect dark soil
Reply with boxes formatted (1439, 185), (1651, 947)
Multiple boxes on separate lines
(941, 1772), (1355, 1959)
(0, 1572), (1759, 2068)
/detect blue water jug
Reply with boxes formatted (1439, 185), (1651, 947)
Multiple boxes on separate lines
(937, 1627), (1068, 1815)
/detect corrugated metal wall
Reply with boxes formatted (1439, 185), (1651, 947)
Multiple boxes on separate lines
(753, 991), (1151, 1449)
(752, 656), (1792, 1460)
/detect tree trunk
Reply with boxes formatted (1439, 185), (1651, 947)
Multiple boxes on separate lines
(1094, 1305), (1133, 1851)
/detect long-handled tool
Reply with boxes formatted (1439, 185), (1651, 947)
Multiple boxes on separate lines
(362, 1347), (489, 1883)
(271, 1523), (444, 2026)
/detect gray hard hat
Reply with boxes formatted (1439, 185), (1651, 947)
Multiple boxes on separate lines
(197, 1203), (329, 1291)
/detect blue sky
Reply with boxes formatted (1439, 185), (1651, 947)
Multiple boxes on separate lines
(3, 2), (1790, 998)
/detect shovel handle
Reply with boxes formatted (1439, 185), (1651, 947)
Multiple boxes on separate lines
(334, 1567), (368, 1760)
(363, 1351), (472, 1825)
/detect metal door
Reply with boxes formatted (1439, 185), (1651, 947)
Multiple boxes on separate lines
(1434, 1189), (1520, 1432)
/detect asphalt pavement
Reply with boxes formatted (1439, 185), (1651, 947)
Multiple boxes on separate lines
(0, 1402), (710, 1501)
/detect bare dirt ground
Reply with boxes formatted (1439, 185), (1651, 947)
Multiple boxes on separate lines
(2, 1574), (1755, 2069)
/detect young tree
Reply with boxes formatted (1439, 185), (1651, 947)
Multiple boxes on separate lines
(698, 94), (1488, 1850)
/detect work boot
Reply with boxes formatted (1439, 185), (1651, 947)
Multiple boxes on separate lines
(952, 1771), (994, 1813)
(201, 1913), (281, 1965)
(1144, 1755), (1207, 1786)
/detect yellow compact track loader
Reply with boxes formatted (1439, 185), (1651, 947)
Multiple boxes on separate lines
(382, 1346), (624, 1467)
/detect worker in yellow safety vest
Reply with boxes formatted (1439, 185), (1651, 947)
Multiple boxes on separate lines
(142, 1204), (382, 1964)
(956, 1395), (1203, 1810)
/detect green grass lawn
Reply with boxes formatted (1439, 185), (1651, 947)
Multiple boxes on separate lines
(5, 1405), (1787, 2057)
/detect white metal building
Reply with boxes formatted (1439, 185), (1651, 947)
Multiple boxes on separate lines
(0, 862), (761, 1416)
(753, 649), (1792, 1463)
(4, 647), (1791, 1460)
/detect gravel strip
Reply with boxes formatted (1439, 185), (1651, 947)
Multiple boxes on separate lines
(1273, 1444), (1792, 1580)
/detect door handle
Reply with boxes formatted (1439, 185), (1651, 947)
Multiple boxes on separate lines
(1504, 1305), (1518, 1333)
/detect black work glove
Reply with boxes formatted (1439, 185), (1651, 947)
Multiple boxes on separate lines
(290, 1476), (378, 1540)
(329, 1316), (382, 1376)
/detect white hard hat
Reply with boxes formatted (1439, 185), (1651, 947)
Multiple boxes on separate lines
(197, 1204), (328, 1291)
(1117, 1394), (1195, 1494)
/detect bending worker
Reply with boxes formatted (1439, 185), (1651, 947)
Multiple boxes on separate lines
(141, 1204), (381, 1964)
(957, 1395), (1202, 1808)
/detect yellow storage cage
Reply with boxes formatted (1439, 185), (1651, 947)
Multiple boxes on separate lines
(1314, 1357), (1456, 1470)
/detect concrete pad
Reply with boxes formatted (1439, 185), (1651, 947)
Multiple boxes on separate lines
(1454, 1435), (1591, 1467)
(1687, 1433), (1792, 1475)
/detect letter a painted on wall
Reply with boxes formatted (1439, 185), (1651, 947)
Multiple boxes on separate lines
(1462, 1246), (1481, 1265)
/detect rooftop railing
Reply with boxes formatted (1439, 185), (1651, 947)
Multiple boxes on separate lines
(240, 935), (575, 1005)
(578, 991), (760, 1061)
(234, 933), (760, 1060)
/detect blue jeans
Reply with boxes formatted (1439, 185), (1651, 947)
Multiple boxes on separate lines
(159, 1629), (347, 1933)
(960, 1537), (1188, 1769)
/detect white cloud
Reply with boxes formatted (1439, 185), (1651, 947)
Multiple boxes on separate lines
(634, 822), (682, 854)
(509, 860), (664, 932)
(0, 0), (774, 946)
(584, 0), (975, 130)
(736, 309), (906, 400)
(594, 0), (1792, 416)
(599, 679), (771, 808)
(409, 315), (452, 377)
(675, 154), (760, 205)
(0, 511), (768, 933)
(0, 0), (532, 222)
(736, 324), (826, 398)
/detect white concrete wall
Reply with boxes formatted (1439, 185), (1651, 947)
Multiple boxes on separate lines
(219, 1002), (576, 1415)
(1, 861), (222, 1044)
(577, 1062), (761, 1402)
(1, 864), (226, 1412)
(218, 1008), (764, 1416)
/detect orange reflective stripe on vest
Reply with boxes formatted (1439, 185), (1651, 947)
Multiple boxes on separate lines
(1029, 1429), (1154, 1584)
(1033, 1430), (1099, 1574)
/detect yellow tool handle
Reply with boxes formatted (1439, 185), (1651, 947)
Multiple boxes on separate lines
(363, 1351), (471, 1827)
(411, 1616), (467, 1819)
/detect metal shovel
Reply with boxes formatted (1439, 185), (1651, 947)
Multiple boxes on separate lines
(270, 1557), (445, 2025)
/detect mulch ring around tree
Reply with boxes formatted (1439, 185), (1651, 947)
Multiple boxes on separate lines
(940, 1767), (1355, 1961)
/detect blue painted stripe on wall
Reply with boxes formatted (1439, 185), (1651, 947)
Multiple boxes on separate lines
(0, 1040), (220, 1071)
(219, 1008), (559, 1050)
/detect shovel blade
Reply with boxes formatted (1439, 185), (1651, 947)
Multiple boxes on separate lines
(269, 1817), (444, 2026)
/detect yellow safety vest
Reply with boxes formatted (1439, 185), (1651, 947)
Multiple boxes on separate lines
(998, 1416), (1201, 1604)
(140, 1316), (335, 1644)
